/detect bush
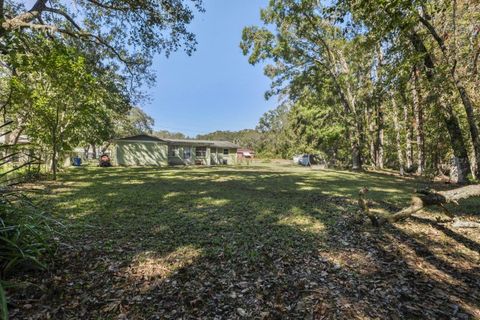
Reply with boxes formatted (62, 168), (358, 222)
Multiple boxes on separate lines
(0, 189), (59, 319)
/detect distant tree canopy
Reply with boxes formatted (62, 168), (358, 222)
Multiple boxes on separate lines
(154, 130), (188, 140)
(196, 129), (262, 150)
(116, 107), (155, 137)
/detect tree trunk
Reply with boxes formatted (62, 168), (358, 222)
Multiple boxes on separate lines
(376, 104), (384, 169)
(91, 143), (97, 159)
(84, 145), (90, 159)
(101, 141), (111, 154)
(366, 106), (376, 166)
(456, 82), (480, 178)
(442, 106), (471, 184)
(412, 68), (425, 175)
(374, 46), (384, 169)
(51, 105), (59, 180)
(408, 32), (470, 183)
(389, 185), (480, 222)
(392, 98), (404, 175)
(51, 144), (57, 181)
(352, 142), (362, 171)
(352, 114), (364, 171)
(402, 96), (414, 171)
(418, 15), (480, 178)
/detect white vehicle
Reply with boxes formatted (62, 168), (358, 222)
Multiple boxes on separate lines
(293, 154), (303, 164)
(293, 154), (325, 167)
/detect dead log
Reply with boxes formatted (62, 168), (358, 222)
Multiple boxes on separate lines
(451, 220), (480, 228)
(358, 185), (480, 226)
(358, 187), (378, 226)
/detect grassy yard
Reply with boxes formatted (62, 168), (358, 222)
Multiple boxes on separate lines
(10, 162), (480, 319)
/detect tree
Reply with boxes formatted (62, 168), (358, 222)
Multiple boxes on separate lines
(289, 90), (345, 164)
(154, 130), (188, 140)
(8, 39), (129, 179)
(241, 0), (478, 181)
(1, 0), (203, 83)
(241, 0), (376, 169)
(197, 129), (263, 151)
(340, 0), (478, 181)
(256, 103), (293, 158)
(119, 107), (155, 136)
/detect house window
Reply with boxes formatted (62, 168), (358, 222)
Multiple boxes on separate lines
(196, 147), (207, 157)
(170, 146), (179, 157)
(183, 147), (192, 159)
(223, 149), (229, 155)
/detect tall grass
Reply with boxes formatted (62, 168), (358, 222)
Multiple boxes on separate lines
(0, 187), (59, 319)
(0, 145), (57, 319)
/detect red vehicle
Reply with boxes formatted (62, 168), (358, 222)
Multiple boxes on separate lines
(99, 154), (112, 167)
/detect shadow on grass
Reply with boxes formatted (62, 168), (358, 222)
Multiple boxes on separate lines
(11, 166), (480, 319)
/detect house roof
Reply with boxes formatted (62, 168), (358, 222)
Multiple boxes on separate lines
(116, 134), (164, 142)
(238, 148), (255, 153)
(162, 138), (239, 148)
(116, 135), (239, 148)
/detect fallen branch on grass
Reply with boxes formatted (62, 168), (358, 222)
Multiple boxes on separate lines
(358, 185), (480, 227)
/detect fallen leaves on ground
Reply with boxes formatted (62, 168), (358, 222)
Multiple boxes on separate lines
(7, 165), (480, 319)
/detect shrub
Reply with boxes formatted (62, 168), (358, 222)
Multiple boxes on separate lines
(0, 189), (59, 319)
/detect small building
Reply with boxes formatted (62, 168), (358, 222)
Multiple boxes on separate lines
(111, 135), (239, 166)
(237, 148), (255, 161)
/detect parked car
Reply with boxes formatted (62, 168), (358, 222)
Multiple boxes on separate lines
(293, 154), (324, 166)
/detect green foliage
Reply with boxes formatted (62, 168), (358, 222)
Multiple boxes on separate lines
(0, 190), (59, 319)
(241, 0), (480, 177)
(0, 193), (56, 275)
(1, 0), (204, 84)
(197, 129), (263, 150)
(115, 107), (155, 138)
(0, 118), (58, 320)
(154, 130), (188, 140)
(289, 92), (345, 160)
(5, 37), (131, 177)
(0, 282), (6, 320)
(255, 103), (293, 158)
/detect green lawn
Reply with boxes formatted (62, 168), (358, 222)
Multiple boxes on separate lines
(11, 162), (480, 319)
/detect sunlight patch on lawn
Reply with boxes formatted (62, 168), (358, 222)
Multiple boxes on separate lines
(196, 197), (230, 206)
(119, 179), (145, 185)
(320, 250), (379, 276)
(214, 176), (236, 182)
(55, 197), (99, 218)
(128, 245), (202, 281)
(295, 181), (317, 191)
(370, 187), (404, 194)
(277, 208), (325, 233)
(163, 191), (184, 199)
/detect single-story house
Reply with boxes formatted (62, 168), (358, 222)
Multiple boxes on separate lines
(111, 134), (239, 166)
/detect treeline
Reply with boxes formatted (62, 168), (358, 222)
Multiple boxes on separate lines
(239, 0), (479, 183)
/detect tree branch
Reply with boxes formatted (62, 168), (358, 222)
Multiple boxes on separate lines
(43, 7), (83, 31)
(417, 15), (448, 55)
(84, 0), (130, 11)
(1, 0), (48, 31)
(358, 186), (480, 226)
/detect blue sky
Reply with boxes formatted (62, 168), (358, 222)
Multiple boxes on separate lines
(142, 0), (274, 137)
